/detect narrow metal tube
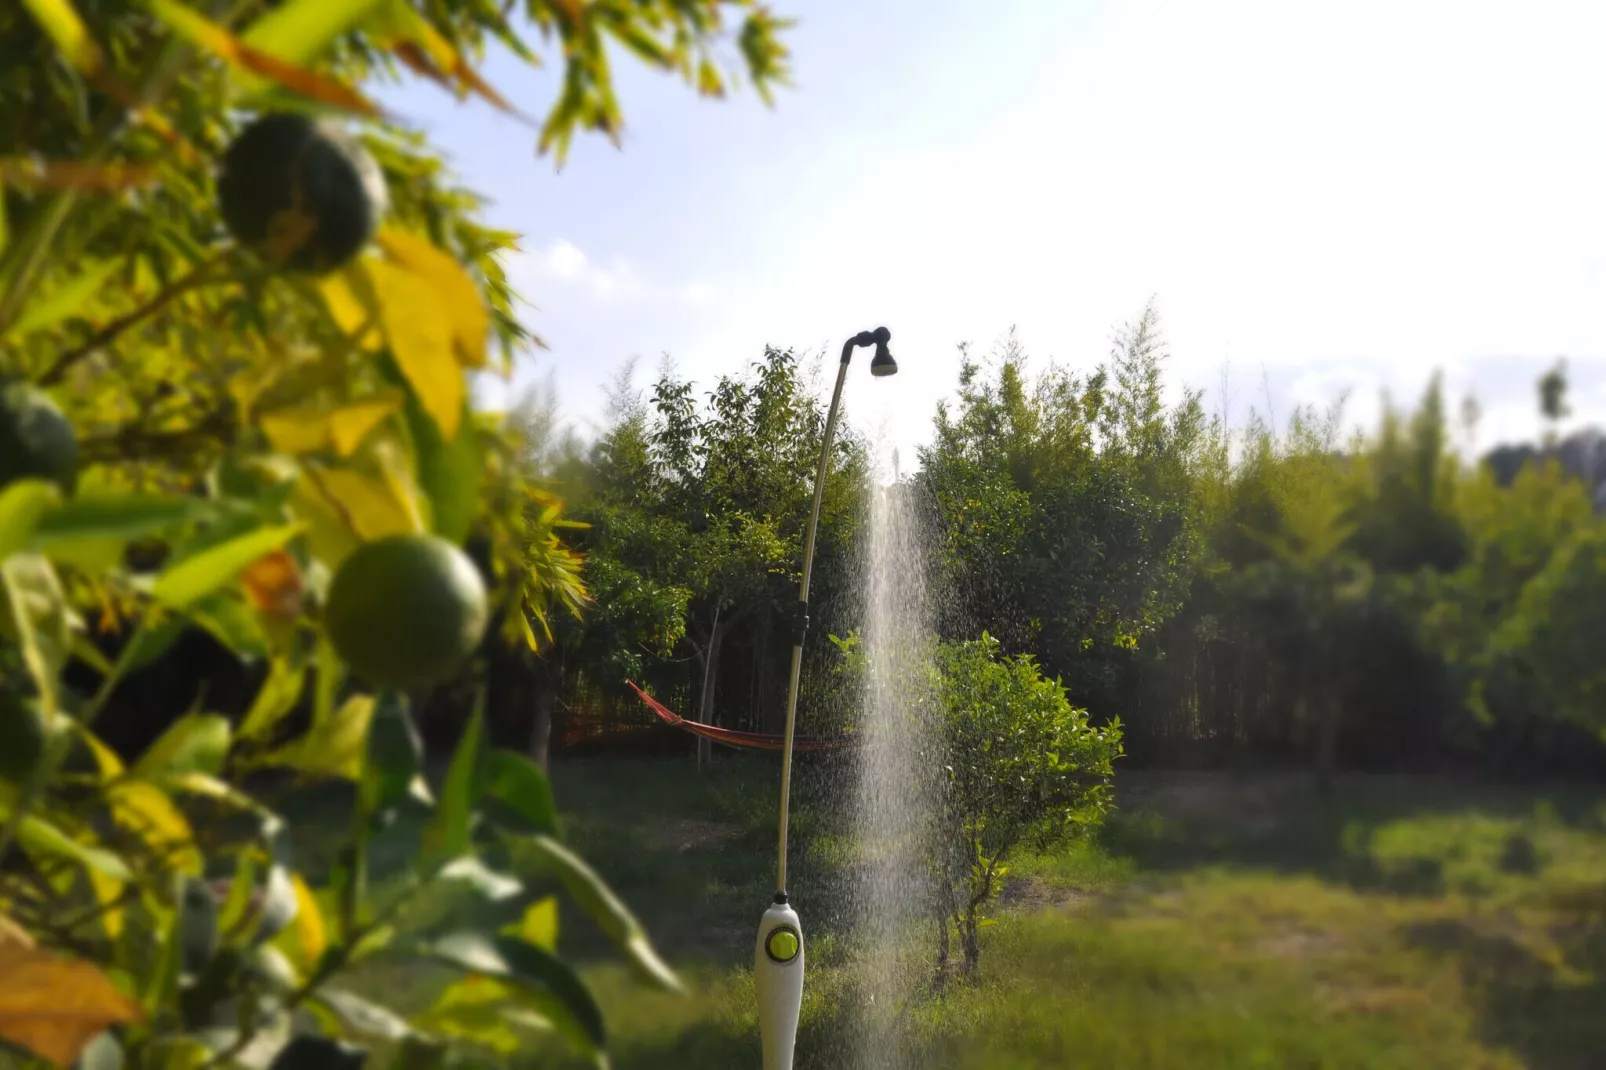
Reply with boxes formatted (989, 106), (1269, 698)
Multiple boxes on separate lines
(774, 344), (854, 895)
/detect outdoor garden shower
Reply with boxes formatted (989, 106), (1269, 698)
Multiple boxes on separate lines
(755, 327), (897, 1070)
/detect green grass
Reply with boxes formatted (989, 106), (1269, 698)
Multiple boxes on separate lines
(294, 757), (1605, 1069)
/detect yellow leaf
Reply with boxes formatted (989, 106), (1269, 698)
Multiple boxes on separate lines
(70, 725), (124, 780)
(0, 945), (142, 1068)
(84, 867), (124, 941)
(329, 395), (403, 456)
(19, 0), (103, 75)
(0, 915), (35, 951)
(263, 695), (374, 780)
(274, 874), (326, 971)
(509, 896), (558, 952)
(305, 465), (420, 542)
(288, 476), (362, 572)
(376, 228), (489, 369)
(317, 267), (383, 352)
(367, 260), (463, 440)
(260, 406), (333, 455)
(107, 781), (201, 877)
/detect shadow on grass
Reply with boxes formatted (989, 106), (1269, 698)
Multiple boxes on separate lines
(1401, 896), (1606, 1070)
(1099, 771), (1606, 902)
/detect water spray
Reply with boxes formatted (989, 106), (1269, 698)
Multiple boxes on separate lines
(757, 327), (897, 1070)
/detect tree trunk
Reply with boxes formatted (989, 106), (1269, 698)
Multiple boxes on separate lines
(529, 659), (561, 772)
(694, 608), (725, 772)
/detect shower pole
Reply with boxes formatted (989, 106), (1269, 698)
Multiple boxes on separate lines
(755, 327), (896, 1070)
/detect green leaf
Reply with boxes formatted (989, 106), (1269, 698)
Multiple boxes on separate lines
(266, 1035), (368, 1070)
(187, 594), (269, 660)
(483, 750), (559, 838)
(422, 700), (484, 866)
(0, 480), (61, 561)
(151, 523), (303, 610)
(120, 613), (187, 675)
(4, 259), (120, 341)
(437, 856), (524, 902)
(178, 876), (220, 980)
(359, 691), (427, 822)
(407, 393), (481, 544)
(32, 494), (207, 573)
(239, 0), (390, 71)
(308, 989), (412, 1042)
(13, 811), (130, 881)
(425, 933), (605, 1057)
(410, 979), (541, 1058)
(133, 713), (232, 780)
(3, 553), (70, 716)
(237, 653), (306, 743)
(16, 0), (102, 74)
(527, 835), (681, 994)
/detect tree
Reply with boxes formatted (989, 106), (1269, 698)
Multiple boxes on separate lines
(920, 311), (1205, 711)
(1539, 358), (1571, 445)
(0, 0), (793, 1066)
(929, 635), (1121, 981)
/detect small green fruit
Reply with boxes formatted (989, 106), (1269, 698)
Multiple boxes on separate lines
(217, 112), (388, 274)
(0, 380), (78, 494)
(323, 534), (489, 691)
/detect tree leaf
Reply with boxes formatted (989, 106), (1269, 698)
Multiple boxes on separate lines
(2, 553), (70, 717)
(483, 750), (559, 838)
(308, 988), (411, 1042)
(267, 693), (374, 781)
(0, 480), (62, 561)
(106, 780), (201, 876)
(237, 654), (306, 743)
(151, 524), (304, 610)
(17, 0), (102, 75)
(437, 856), (524, 903)
(265, 1035), (368, 1070)
(402, 391), (480, 545)
(132, 714), (232, 780)
(303, 464), (421, 542)
(0, 945), (142, 1068)
(178, 876), (219, 980)
(410, 978), (535, 1057)
(367, 261), (463, 441)
(13, 812), (129, 882)
(316, 267), (383, 353)
(239, 0), (390, 71)
(30, 494), (205, 552)
(422, 702), (484, 866)
(329, 396), (404, 457)
(425, 933), (604, 1057)
(359, 691), (427, 822)
(504, 896), (558, 953)
(271, 873), (326, 974)
(147, 0), (381, 117)
(375, 228), (489, 369)
(3, 260), (121, 343)
(527, 835), (681, 994)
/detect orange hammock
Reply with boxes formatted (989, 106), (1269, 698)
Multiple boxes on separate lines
(625, 680), (857, 752)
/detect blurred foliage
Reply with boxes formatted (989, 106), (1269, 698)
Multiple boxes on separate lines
(0, 0), (791, 1066)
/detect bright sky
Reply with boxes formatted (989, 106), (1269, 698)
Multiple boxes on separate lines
(380, 0), (1606, 471)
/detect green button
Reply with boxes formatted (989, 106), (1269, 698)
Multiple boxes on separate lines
(767, 928), (800, 963)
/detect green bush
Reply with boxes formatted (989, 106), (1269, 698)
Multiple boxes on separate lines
(932, 635), (1122, 980)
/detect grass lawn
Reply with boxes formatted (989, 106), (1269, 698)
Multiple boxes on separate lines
(290, 754), (1606, 1069)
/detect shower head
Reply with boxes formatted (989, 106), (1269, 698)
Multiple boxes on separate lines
(867, 326), (897, 377)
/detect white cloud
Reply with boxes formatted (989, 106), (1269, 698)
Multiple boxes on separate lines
(516, 239), (646, 303)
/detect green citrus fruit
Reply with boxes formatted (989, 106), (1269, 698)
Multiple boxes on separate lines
(0, 690), (47, 786)
(323, 534), (489, 691)
(217, 112), (388, 275)
(0, 380), (78, 494)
